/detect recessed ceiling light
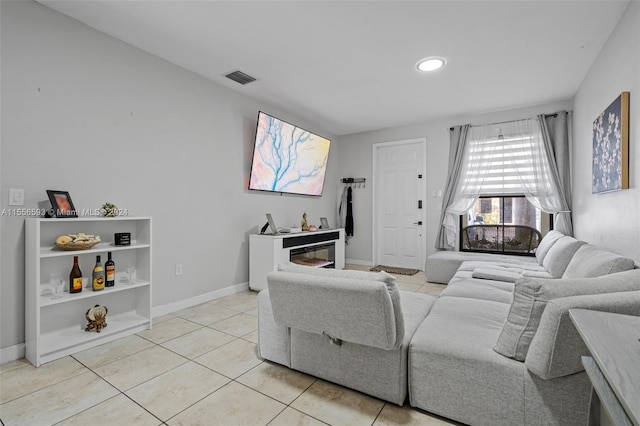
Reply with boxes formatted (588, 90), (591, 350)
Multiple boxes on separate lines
(416, 56), (447, 73)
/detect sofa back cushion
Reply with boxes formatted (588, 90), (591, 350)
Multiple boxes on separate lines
(562, 244), (636, 278)
(278, 262), (396, 283)
(267, 270), (404, 350)
(493, 269), (640, 361)
(541, 236), (586, 278)
(535, 230), (565, 264)
(525, 290), (640, 380)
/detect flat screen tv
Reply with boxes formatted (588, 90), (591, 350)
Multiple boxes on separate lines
(248, 111), (331, 196)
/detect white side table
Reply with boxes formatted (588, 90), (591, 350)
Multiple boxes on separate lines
(570, 309), (640, 426)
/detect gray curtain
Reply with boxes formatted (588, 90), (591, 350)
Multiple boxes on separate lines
(538, 111), (573, 236)
(435, 124), (471, 250)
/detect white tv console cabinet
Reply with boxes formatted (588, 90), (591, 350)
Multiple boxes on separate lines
(249, 228), (345, 291)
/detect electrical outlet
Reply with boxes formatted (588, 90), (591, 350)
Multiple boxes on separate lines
(175, 264), (183, 276)
(9, 188), (24, 206)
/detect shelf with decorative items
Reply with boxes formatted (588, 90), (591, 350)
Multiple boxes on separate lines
(25, 216), (152, 367)
(39, 242), (151, 258)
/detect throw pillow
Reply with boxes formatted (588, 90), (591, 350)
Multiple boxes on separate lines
(541, 236), (586, 278)
(521, 270), (553, 279)
(471, 267), (522, 283)
(534, 230), (564, 264)
(493, 269), (640, 361)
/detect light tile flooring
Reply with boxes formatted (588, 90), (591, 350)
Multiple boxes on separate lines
(1, 267), (455, 426)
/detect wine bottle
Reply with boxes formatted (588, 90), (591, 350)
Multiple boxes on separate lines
(70, 256), (82, 293)
(105, 252), (115, 287)
(92, 255), (105, 291)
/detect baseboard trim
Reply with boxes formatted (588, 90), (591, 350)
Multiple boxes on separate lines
(0, 343), (26, 364)
(152, 281), (250, 318)
(345, 258), (373, 267)
(0, 283), (250, 364)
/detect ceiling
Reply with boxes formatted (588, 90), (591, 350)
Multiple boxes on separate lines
(38, 0), (628, 136)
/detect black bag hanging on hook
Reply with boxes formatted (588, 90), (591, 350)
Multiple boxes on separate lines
(346, 186), (354, 236)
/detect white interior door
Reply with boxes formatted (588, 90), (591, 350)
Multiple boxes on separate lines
(373, 139), (425, 269)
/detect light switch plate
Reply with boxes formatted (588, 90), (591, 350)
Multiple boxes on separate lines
(9, 189), (24, 206)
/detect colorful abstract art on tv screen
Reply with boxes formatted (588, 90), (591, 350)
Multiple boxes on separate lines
(249, 111), (331, 196)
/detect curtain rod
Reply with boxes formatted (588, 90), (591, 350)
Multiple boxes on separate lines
(450, 112), (564, 131)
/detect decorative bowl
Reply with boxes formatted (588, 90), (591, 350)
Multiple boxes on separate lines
(55, 233), (101, 251)
(56, 240), (100, 251)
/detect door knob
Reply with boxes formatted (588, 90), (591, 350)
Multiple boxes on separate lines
(413, 221), (423, 225)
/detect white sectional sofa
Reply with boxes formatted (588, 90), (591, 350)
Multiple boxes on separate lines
(257, 231), (640, 425)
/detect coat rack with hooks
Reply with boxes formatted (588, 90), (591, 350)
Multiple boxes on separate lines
(341, 178), (366, 188)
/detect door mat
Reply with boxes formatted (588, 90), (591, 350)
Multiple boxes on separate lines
(370, 265), (420, 276)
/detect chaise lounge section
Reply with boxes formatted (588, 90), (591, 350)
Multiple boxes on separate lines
(409, 268), (640, 425)
(411, 231), (639, 425)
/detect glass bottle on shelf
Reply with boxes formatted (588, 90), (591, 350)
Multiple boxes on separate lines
(105, 252), (115, 287)
(92, 255), (105, 291)
(69, 256), (82, 293)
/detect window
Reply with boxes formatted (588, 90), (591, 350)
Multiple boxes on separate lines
(442, 118), (568, 250)
(460, 195), (552, 255)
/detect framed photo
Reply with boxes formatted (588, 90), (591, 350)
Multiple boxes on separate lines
(46, 190), (77, 218)
(320, 217), (330, 229)
(592, 92), (630, 193)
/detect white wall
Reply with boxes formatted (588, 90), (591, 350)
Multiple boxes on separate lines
(336, 101), (572, 265)
(336, 1), (639, 267)
(572, 1), (640, 263)
(0, 1), (338, 351)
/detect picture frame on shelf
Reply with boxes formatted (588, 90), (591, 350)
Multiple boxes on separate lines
(46, 190), (78, 218)
(592, 91), (630, 194)
(265, 213), (278, 235)
(320, 217), (330, 229)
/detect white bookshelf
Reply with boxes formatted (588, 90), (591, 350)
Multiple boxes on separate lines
(25, 217), (152, 367)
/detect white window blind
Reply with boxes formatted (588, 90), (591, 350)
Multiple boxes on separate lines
(461, 119), (550, 197)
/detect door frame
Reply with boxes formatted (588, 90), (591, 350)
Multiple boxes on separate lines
(372, 138), (427, 269)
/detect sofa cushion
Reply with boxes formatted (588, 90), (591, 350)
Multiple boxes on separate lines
(541, 236), (586, 278)
(493, 269), (640, 361)
(425, 251), (538, 284)
(290, 291), (434, 405)
(562, 244), (636, 278)
(525, 290), (640, 380)
(257, 290), (291, 367)
(534, 230), (565, 264)
(409, 297), (525, 426)
(275, 264), (404, 349)
(472, 267), (522, 283)
(441, 275), (514, 304)
(278, 262), (396, 283)
(267, 271), (404, 350)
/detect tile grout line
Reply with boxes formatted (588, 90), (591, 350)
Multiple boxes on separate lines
(85, 335), (229, 425)
(278, 378), (331, 425)
(1, 295), (266, 424)
(52, 379), (165, 426)
(161, 378), (234, 424)
(370, 401), (387, 426)
(0, 361), (88, 406)
(3, 286), (448, 425)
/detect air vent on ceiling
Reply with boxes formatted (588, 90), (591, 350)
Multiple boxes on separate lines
(225, 70), (256, 85)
